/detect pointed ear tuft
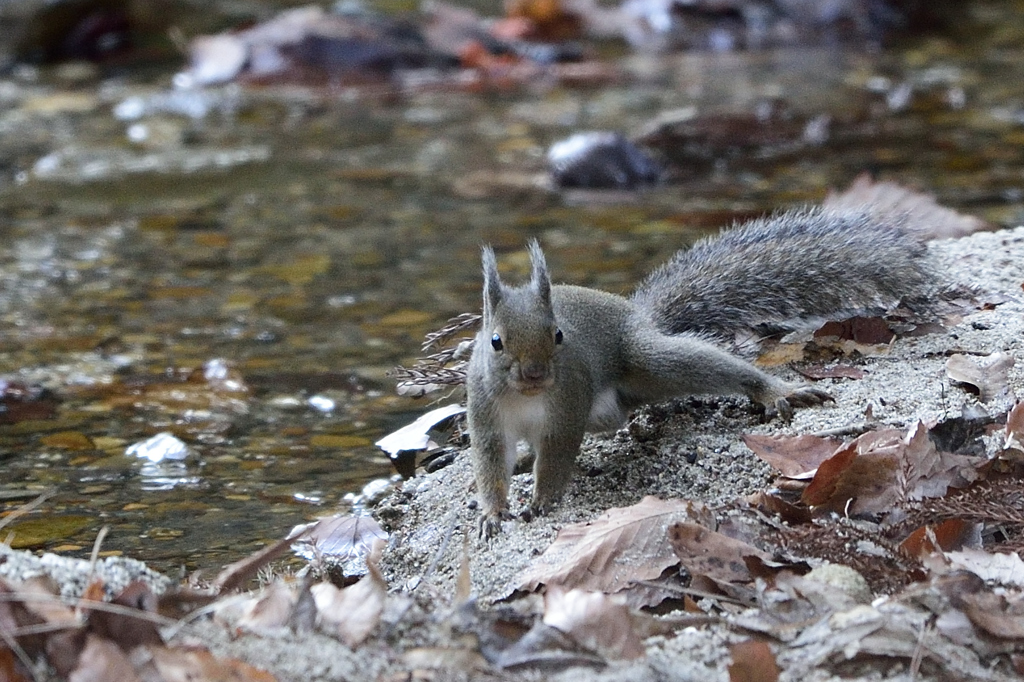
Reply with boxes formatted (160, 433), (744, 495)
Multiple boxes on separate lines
(481, 245), (502, 319)
(527, 239), (551, 305)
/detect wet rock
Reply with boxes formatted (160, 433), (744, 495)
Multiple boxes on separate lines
(548, 132), (661, 189)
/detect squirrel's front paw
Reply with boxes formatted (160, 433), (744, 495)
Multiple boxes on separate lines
(767, 385), (834, 421)
(478, 509), (512, 540)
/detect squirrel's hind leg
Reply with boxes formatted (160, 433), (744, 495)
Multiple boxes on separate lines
(619, 330), (832, 418)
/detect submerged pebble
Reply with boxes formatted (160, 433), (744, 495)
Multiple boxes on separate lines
(548, 131), (661, 189)
(125, 432), (190, 462)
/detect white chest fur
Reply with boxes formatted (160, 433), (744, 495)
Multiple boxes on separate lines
(497, 391), (548, 473)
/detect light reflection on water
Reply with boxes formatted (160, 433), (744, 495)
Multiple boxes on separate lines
(138, 462), (203, 492)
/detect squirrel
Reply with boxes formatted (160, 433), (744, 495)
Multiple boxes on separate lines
(466, 207), (933, 537)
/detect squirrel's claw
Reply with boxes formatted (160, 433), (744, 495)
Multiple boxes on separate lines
(767, 385), (834, 422)
(786, 386), (835, 407)
(478, 509), (512, 540)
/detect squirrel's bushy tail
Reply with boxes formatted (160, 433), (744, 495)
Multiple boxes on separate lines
(631, 207), (932, 338)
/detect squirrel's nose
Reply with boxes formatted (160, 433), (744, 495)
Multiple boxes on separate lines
(520, 361), (548, 382)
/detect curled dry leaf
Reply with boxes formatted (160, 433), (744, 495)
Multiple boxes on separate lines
(290, 514), (388, 573)
(801, 422), (983, 515)
(945, 352), (1015, 403)
(542, 587), (645, 661)
(517, 496), (710, 599)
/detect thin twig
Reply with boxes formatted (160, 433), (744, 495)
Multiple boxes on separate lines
(0, 489), (55, 533)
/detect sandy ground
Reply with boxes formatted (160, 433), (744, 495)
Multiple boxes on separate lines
(4, 226), (1024, 681)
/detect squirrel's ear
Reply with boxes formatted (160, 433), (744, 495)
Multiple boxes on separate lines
(482, 246), (502, 318)
(527, 239), (552, 305)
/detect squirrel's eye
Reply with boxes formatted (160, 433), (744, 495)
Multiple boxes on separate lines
(490, 333), (503, 352)
(554, 328), (563, 345)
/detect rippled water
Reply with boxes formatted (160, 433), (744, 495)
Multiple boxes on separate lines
(2, 2), (1024, 572)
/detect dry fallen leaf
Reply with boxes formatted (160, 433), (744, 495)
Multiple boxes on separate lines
(741, 434), (842, 478)
(1003, 401), (1024, 454)
(68, 634), (141, 682)
(668, 522), (771, 585)
(290, 514), (388, 573)
(374, 404), (466, 456)
(542, 587), (645, 661)
(147, 645), (279, 682)
(517, 497), (710, 599)
(823, 173), (992, 240)
(728, 640), (779, 682)
(930, 549), (1024, 589)
(801, 422), (982, 515)
(899, 519), (982, 559)
(956, 591), (1024, 640)
(311, 539), (387, 646)
(234, 581), (297, 636)
(946, 352), (1015, 403)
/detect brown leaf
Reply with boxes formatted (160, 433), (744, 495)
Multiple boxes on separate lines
(728, 640), (779, 682)
(823, 173), (992, 240)
(667, 523), (771, 584)
(958, 591), (1024, 640)
(899, 519), (982, 559)
(213, 527), (308, 593)
(802, 423), (983, 514)
(148, 645), (279, 681)
(517, 497), (709, 596)
(68, 634), (142, 682)
(814, 317), (894, 345)
(290, 514), (388, 569)
(86, 581), (162, 650)
(800, 440), (862, 508)
(745, 492), (812, 525)
(741, 434), (842, 478)
(0, 646), (32, 682)
(311, 539), (386, 646)
(542, 587), (644, 660)
(946, 352), (1015, 403)
(235, 581), (296, 635)
(1003, 401), (1024, 454)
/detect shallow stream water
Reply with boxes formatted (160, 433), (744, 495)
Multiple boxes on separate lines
(2, 1), (1024, 572)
